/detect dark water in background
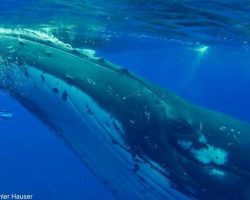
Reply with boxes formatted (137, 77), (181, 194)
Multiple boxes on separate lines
(0, 0), (250, 199)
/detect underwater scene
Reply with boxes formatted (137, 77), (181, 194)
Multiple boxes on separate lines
(0, 0), (250, 200)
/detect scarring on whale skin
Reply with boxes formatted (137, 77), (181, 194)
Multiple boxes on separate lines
(0, 29), (250, 200)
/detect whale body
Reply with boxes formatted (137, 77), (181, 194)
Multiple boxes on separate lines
(0, 29), (250, 200)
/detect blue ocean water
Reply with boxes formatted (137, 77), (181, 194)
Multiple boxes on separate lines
(0, 1), (250, 200)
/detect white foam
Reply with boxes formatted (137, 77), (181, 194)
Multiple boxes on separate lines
(0, 27), (72, 49)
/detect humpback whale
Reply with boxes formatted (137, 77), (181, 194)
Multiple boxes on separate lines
(0, 29), (250, 200)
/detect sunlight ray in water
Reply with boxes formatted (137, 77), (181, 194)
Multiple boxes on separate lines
(181, 44), (210, 87)
(195, 45), (209, 54)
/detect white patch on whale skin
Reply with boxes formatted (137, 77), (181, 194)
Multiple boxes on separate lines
(209, 169), (225, 176)
(191, 145), (228, 165)
(0, 28), (72, 49)
(77, 48), (96, 58)
(178, 140), (192, 150)
(1, 64), (189, 200)
(198, 132), (207, 144)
